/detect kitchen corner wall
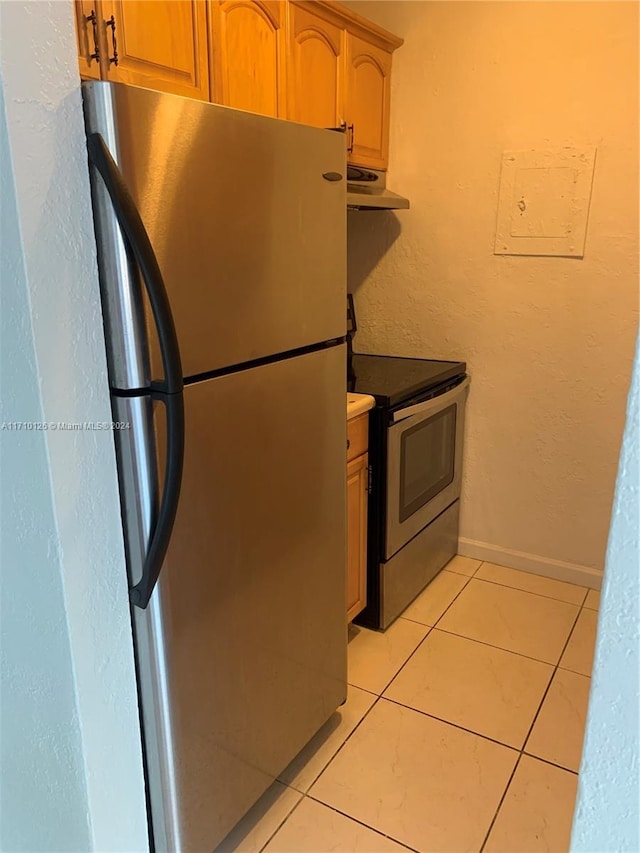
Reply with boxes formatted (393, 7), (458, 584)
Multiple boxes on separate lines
(1, 83), (91, 853)
(345, 0), (639, 581)
(572, 332), (639, 851)
(0, 2), (148, 850)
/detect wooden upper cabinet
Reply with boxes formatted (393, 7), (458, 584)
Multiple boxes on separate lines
(101, 0), (209, 100)
(72, 1), (403, 168)
(288, 2), (344, 130)
(210, 1), (285, 118)
(345, 33), (392, 170)
(75, 1), (102, 80)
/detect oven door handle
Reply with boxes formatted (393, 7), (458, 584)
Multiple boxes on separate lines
(391, 376), (470, 424)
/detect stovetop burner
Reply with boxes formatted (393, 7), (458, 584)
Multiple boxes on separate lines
(348, 352), (466, 408)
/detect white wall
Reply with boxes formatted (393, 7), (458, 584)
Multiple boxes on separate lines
(571, 333), (640, 850)
(346, 1), (638, 584)
(0, 2), (148, 850)
(1, 84), (91, 853)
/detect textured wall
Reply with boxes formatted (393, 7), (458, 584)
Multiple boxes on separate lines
(571, 333), (639, 850)
(0, 2), (148, 850)
(346, 1), (638, 577)
(0, 85), (91, 853)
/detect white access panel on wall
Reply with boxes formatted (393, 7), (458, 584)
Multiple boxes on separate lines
(494, 147), (597, 258)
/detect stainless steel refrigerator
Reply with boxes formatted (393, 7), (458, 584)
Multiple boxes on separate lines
(82, 81), (347, 852)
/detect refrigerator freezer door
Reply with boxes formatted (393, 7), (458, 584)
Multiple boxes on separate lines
(123, 344), (347, 851)
(83, 81), (347, 390)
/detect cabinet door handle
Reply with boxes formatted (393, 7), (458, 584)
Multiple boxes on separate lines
(347, 124), (355, 154)
(85, 10), (100, 64)
(106, 14), (119, 66)
(329, 122), (354, 154)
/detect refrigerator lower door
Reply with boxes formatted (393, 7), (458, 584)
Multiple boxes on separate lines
(122, 344), (347, 852)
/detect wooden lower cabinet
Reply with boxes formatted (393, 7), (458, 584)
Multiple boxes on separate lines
(347, 449), (368, 623)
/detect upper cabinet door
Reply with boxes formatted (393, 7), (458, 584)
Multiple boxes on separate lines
(345, 33), (392, 170)
(75, 0), (103, 79)
(101, 1), (209, 100)
(210, 1), (285, 118)
(288, 2), (344, 130)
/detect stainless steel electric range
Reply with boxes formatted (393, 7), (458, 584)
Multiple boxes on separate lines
(347, 307), (469, 630)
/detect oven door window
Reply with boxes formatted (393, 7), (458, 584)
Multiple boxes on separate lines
(399, 405), (457, 523)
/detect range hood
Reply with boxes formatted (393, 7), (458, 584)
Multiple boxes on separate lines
(346, 166), (410, 211)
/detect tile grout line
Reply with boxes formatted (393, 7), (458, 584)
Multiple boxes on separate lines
(400, 556), (590, 668)
(478, 752), (524, 853)
(289, 571), (479, 818)
(470, 574), (589, 606)
(399, 621), (563, 666)
(263, 562), (595, 852)
(347, 561), (589, 780)
(303, 793), (422, 853)
(344, 683), (380, 698)
(477, 600), (588, 853)
(259, 611), (418, 851)
(418, 560), (589, 851)
(520, 600), (585, 756)
(256, 790), (308, 853)
(279, 568), (481, 846)
(277, 567), (482, 839)
(475, 556), (593, 847)
(295, 693), (384, 799)
(271, 688), (580, 853)
(381, 568), (479, 691)
(378, 694), (579, 775)
(519, 752), (580, 776)
(380, 696), (525, 754)
(375, 624), (435, 697)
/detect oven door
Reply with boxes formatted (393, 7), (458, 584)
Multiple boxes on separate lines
(385, 377), (469, 560)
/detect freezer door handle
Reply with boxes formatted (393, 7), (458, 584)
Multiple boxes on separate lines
(87, 133), (183, 395)
(87, 132), (184, 608)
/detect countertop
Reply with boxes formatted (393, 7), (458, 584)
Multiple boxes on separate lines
(347, 392), (376, 421)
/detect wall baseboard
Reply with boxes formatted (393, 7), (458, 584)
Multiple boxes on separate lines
(457, 538), (603, 590)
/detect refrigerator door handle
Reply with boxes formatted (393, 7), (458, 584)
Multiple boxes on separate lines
(87, 132), (184, 608)
(87, 132), (183, 394)
(131, 388), (184, 608)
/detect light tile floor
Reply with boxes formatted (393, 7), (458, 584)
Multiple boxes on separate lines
(217, 557), (599, 853)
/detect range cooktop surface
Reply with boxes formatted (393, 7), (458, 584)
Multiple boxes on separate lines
(348, 353), (466, 408)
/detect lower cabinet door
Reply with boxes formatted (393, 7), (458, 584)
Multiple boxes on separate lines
(347, 451), (368, 622)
